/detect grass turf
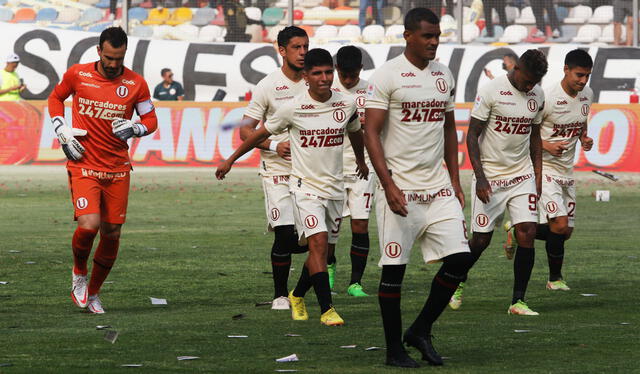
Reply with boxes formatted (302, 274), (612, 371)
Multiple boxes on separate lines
(0, 166), (638, 373)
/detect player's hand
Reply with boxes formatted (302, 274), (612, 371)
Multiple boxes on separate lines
(53, 116), (87, 161)
(359, 115), (365, 126)
(215, 160), (233, 180)
(356, 160), (369, 180)
(276, 141), (291, 161)
(453, 183), (465, 209)
(475, 176), (492, 204)
(536, 178), (542, 198)
(111, 118), (147, 141)
(384, 182), (408, 217)
(545, 141), (569, 157)
(483, 68), (494, 80)
(581, 136), (593, 151)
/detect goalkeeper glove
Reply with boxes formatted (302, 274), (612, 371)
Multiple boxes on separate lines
(111, 118), (148, 141)
(53, 116), (87, 161)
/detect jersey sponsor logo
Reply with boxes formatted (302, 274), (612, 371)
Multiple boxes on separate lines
(355, 89), (366, 94)
(366, 84), (375, 98)
(400, 72), (416, 77)
(333, 108), (346, 122)
(116, 85), (129, 98)
(300, 133), (344, 147)
(527, 99), (538, 112)
(356, 95), (366, 107)
(489, 173), (533, 188)
(580, 96), (589, 102)
(431, 71), (444, 76)
(581, 104), (590, 116)
(546, 201), (558, 213)
(550, 121), (584, 138)
(301, 104), (316, 110)
(435, 78), (448, 93)
(475, 214), (489, 227)
(526, 91), (537, 97)
(77, 97), (127, 120)
(405, 188), (453, 204)
(384, 242), (402, 258)
(272, 175), (289, 184)
(121, 78), (135, 85)
(81, 82), (100, 88)
(332, 101), (346, 107)
(304, 215), (318, 229)
(78, 71), (93, 78)
(270, 208), (280, 221)
(275, 85), (289, 91)
(556, 99), (568, 105)
(500, 90), (513, 96)
(76, 197), (88, 210)
(401, 107), (445, 123)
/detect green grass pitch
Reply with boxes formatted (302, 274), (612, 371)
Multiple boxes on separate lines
(1, 166), (638, 373)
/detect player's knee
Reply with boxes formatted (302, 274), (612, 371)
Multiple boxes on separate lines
(565, 228), (573, 240)
(515, 223), (536, 241)
(549, 220), (570, 236)
(469, 233), (491, 252)
(273, 225), (297, 255)
(351, 219), (368, 234)
(443, 252), (473, 275)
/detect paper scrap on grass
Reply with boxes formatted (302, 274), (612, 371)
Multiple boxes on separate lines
(177, 356), (200, 361)
(580, 293), (598, 297)
(365, 347), (383, 351)
(104, 330), (119, 344)
(9, 250), (20, 253)
(232, 314), (245, 320)
(0, 281), (8, 285)
(514, 330), (530, 333)
(285, 334), (301, 337)
(275, 370), (298, 373)
(0, 363), (13, 367)
(228, 335), (248, 338)
(620, 322), (631, 325)
(595, 190), (610, 202)
(25, 261), (36, 264)
(330, 292), (338, 295)
(121, 364), (143, 367)
(340, 345), (357, 349)
(275, 354), (299, 363)
(255, 301), (272, 307)
(150, 297), (168, 305)
(96, 325), (112, 330)
(104, 281), (114, 284)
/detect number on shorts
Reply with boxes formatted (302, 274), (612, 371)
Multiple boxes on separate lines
(331, 217), (342, 234)
(567, 202), (576, 217)
(528, 194), (537, 211)
(363, 193), (372, 209)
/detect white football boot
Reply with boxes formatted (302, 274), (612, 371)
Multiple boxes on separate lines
(271, 296), (291, 310)
(71, 272), (88, 308)
(87, 295), (105, 314)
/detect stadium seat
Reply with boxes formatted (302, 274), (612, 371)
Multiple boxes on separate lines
(293, 9), (303, 21)
(315, 24), (338, 39)
(210, 8), (225, 26)
(524, 27), (546, 43)
(572, 24), (601, 43)
(88, 22), (110, 33)
(462, 22), (480, 43)
(79, 0), (100, 5)
(191, 7), (216, 27)
(56, 8), (81, 23)
(385, 24), (404, 40)
(556, 6), (569, 23)
(267, 25), (285, 41)
(326, 6), (354, 26)
(36, 7), (58, 22)
(300, 0), (321, 7)
(152, 24), (173, 39)
(95, 0), (110, 9)
(505, 6), (520, 24)
(362, 24), (384, 43)
(560, 25), (578, 39)
(131, 24), (153, 38)
(382, 6), (401, 25)
(199, 24), (224, 42)
(128, 7), (148, 22)
(514, 6), (535, 24)
(262, 7), (284, 26)
(564, 5), (592, 24)
(143, 7), (169, 25)
(338, 24), (360, 39)
(598, 23), (623, 43)
(589, 5), (613, 24)
(0, 0), (6, 5)
(0, 7), (13, 22)
(170, 23), (199, 41)
(79, 8), (103, 24)
(13, 8), (36, 23)
(245, 6), (262, 22)
(475, 24), (504, 43)
(302, 5), (330, 26)
(440, 14), (456, 38)
(166, 7), (192, 26)
(66, 24), (84, 31)
(499, 24), (528, 43)
(299, 24), (314, 37)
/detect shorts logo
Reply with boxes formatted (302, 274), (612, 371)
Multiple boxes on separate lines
(546, 201), (558, 213)
(436, 78), (448, 93)
(304, 215), (318, 229)
(356, 95), (366, 107)
(116, 85), (129, 98)
(271, 208), (280, 221)
(333, 109), (346, 123)
(76, 197), (88, 210)
(475, 214), (489, 227)
(527, 99), (538, 112)
(581, 104), (590, 116)
(385, 242), (402, 258)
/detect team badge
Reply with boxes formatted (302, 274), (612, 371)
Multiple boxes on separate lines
(333, 109), (346, 123)
(436, 78), (448, 93)
(356, 96), (366, 107)
(475, 214), (489, 227)
(385, 242), (402, 258)
(271, 208), (280, 221)
(76, 197), (88, 210)
(304, 215), (318, 229)
(116, 85), (129, 98)
(527, 99), (538, 112)
(546, 201), (558, 213)
(581, 104), (590, 116)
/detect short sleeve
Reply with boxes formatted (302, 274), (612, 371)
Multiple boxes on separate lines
(244, 81), (269, 121)
(264, 103), (292, 135)
(446, 76), (456, 112)
(470, 84), (492, 121)
(365, 70), (391, 110)
(533, 90), (545, 125)
(136, 79), (154, 115)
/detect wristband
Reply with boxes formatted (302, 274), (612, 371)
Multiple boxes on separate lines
(269, 140), (279, 152)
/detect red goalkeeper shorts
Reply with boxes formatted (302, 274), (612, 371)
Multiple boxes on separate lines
(67, 167), (130, 224)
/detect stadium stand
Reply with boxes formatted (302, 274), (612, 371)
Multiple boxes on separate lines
(13, 8), (36, 23)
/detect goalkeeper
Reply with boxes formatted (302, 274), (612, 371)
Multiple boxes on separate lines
(47, 27), (157, 314)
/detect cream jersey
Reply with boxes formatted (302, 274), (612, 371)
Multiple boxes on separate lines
(332, 77), (370, 175)
(471, 75), (545, 180)
(365, 54), (455, 191)
(541, 82), (593, 176)
(266, 90), (361, 200)
(244, 68), (307, 176)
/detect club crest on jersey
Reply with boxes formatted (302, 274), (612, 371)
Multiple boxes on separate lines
(333, 109), (346, 123)
(527, 99), (538, 112)
(76, 197), (88, 210)
(385, 242), (402, 258)
(475, 214), (489, 227)
(116, 85), (129, 98)
(356, 96), (366, 107)
(581, 104), (590, 116)
(304, 215), (318, 229)
(436, 78), (448, 93)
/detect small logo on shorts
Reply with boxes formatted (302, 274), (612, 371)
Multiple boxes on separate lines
(546, 201), (558, 213)
(385, 242), (402, 258)
(76, 197), (88, 210)
(304, 215), (318, 229)
(475, 214), (489, 227)
(271, 208), (280, 221)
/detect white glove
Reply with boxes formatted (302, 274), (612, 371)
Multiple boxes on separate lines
(111, 118), (147, 141)
(53, 116), (87, 161)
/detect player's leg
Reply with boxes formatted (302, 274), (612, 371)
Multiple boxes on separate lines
(546, 216), (570, 290)
(347, 218), (369, 296)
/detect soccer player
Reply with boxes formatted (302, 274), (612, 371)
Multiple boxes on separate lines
(537, 49), (594, 291)
(329, 45), (374, 297)
(452, 49), (548, 316)
(217, 48), (368, 326)
(239, 26), (309, 311)
(365, 8), (471, 368)
(48, 27), (157, 314)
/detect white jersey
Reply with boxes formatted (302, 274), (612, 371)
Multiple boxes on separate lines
(471, 75), (545, 180)
(541, 82), (593, 177)
(365, 54), (456, 191)
(332, 78), (369, 175)
(244, 68), (307, 176)
(265, 90), (361, 200)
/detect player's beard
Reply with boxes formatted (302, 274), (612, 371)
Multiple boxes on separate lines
(286, 60), (303, 72)
(101, 61), (122, 80)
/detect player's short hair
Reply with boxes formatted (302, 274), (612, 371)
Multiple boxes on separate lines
(404, 7), (439, 31)
(504, 52), (518, 62)
(304, 48), (333, 71)
(99, 27), (128, 49)
(336, 46), (362, 72)
(564, 49), (593, 69)
(161, 68), (171, 76)
(277, 26), (308, 48)
(519, 49), (548, 80)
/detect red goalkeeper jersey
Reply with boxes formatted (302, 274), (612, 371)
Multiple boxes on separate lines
(49, 62), (156, 172)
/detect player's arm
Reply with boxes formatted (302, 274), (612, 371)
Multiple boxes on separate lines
(48, 67), (88, 161)
(177, 83), (184, 101)
(530, 120), (543, 197)
(579, 121), (593, 151)
(346, 113), (368, 179)
(467, 117), (491, 204)
(216, 126), (272, 180)
(238, 116), (289, 160)
(443, 111), (464, 208)
(112, 82), (158, 141)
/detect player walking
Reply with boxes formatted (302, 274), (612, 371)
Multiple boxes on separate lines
(239, 26), (309, 310)
(450, 49), (548, 315)
(365, 8), (471, 368)
(537, 49), (594, 291)
(217, 49), (368, 326)
(48, 27), (157, 314)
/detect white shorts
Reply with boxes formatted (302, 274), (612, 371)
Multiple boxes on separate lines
(342, 173), (376, 220)
(539, 174), (576, 227)
(471, 174), (538, 233)
(291, 191), (343, 245)
(376, 185), (469, 266)
(262, 175), (295, 230)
